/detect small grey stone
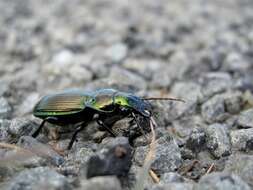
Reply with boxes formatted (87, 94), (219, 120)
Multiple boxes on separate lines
(5, 167), (72, 190)
(123, 59), (163, 80)
(201, 95), (229, 123)
(105, 43), (128, 63)
(200, 72), (233, 99)
(170, 82), (203, 117)
(80, 176), (122, 190)
(225, 154), (253, 187)
(0, 119), (11, 142)
(100, 136), (129, 149)
(68, 65), (93, 82)
(150, 183), (193, 190)
(223, 52), (251, 73)
(167, 51), (191, 80)
(151, 68), (173, 88)
(160, 172), (186, 183)
(237, 108), (253, 128)
(107, 66), (147, 90)
(51, 49), (75, 67)
(0, 97), (11, 119)
(195, 172), (251, 190)
(186, 127), (206, 153)
(86, 137), (132, 178)
(72, 146), (95, 164)
(134, 136), (182, 174)
(230, 128), (253, 151)
(205, 123), (231, 158)
(0, 148), (46, 169)
(171, 82), (203, 103)
(8, 118), (37, 139)
(223, 91), (243, 114)
(18, 136), (64, 166)
(172, 116), (206, 140)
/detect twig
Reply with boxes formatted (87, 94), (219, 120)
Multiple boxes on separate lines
(0, 142), (36, 165)
(133, 116), (157, 190)
(149, 169), (160, 183)
(180, 160), (199, 175)
(206, 163), (215, 174)
(0, 142), (32, 153)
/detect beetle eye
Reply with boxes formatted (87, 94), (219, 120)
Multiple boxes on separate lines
(89, 98), (95, 103)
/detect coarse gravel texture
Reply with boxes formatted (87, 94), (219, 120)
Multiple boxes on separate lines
(1, 0), (253, 189)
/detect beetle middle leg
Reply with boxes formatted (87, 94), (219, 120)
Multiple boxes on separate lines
(32, 117), (58, 138)
(68, 122), (88, 150)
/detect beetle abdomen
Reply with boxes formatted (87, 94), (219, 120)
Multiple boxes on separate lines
(33, 93), (90, 117)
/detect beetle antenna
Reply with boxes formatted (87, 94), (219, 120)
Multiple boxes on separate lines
(142, 97), (185, 103)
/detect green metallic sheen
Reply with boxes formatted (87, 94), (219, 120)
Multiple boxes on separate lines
(33, 90), (94, 117)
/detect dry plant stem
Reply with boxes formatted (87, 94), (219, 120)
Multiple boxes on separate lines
(149, 169), (160, 183)
(0, 142), (32, 153)
(0, 142), (36, 165)
(133, 116), (157, 190)
(206, 163), (215, 174)
(180, 160), (199, 175)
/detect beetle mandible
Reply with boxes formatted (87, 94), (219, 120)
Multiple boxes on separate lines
(32, 88), (183, 149)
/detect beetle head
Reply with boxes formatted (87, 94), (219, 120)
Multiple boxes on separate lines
(113, 93), (152, 117)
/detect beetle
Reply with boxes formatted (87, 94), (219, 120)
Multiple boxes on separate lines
(32, 88), (183, 149)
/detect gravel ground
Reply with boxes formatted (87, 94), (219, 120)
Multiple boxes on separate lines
(1, 0), (253, 189)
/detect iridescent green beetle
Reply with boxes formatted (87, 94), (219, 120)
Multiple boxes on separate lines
(32, 88), (183, 149)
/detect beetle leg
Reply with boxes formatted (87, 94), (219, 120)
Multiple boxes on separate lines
(96, 120), (117, 137)
(32, 117), (58, 138)
(68, 122), (88, 150)
(131, 113), (148, 141)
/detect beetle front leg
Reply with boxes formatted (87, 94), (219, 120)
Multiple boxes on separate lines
(96, 120), (117, 137)
(32, 117), (58, 138)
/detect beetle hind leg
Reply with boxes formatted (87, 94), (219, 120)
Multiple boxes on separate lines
(32, 117), (58, 138)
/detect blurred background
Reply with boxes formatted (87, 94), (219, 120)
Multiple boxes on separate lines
(1, 0), (253, 189)
(1, 0), (253, 118)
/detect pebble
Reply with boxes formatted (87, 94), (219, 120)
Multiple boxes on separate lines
(225, 154), (253, 187)
(205, 123), (231, 158)
(201, 95), (228, 123)
(186, 127), (206, 153)
(195, 172), (251, 190)
(5, 167), (72, 190)
(230, 128), (253, 151)
(237, 108), (253, 128)
(105, 43), (128, 63)
(150, 183), (193, 190)
(134, 136), (182, 174)
(86, 137), (132, 178)
(200, 72), (233, 99)
(18, 136), (64, 166)
(80, 176), (122, 190)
